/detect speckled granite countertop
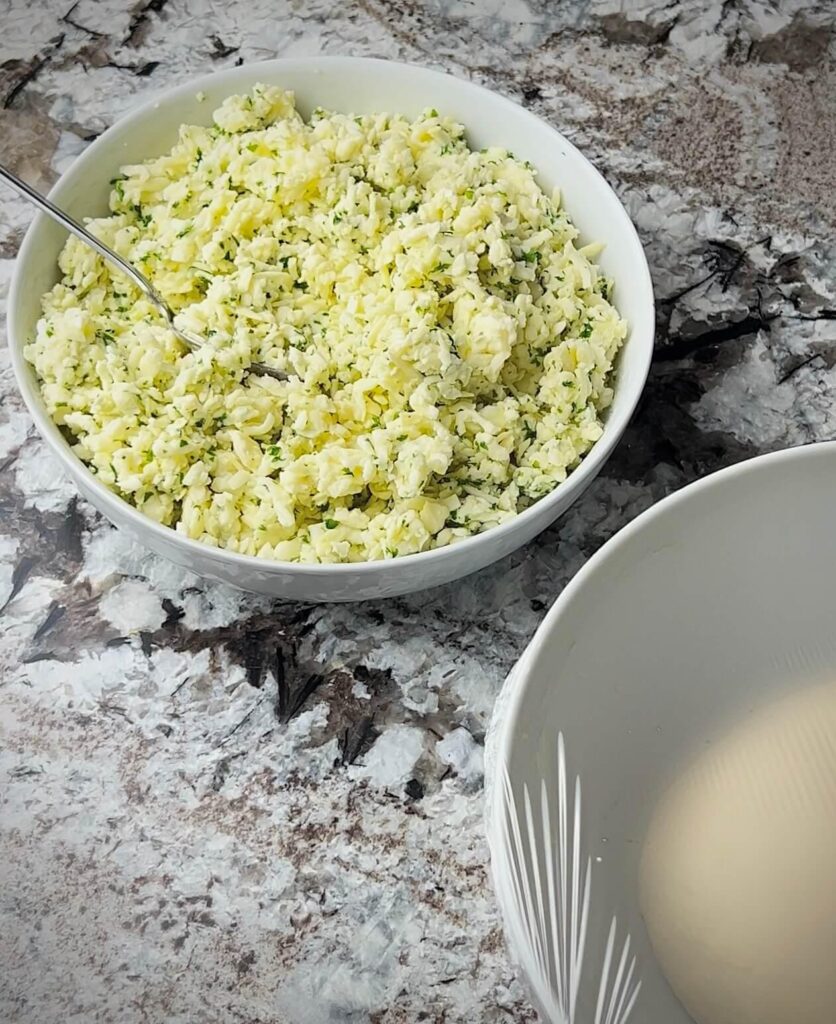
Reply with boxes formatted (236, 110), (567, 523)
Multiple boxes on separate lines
(1, 2), (834, 1021)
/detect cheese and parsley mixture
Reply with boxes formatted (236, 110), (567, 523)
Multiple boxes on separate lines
(27, 85), (627, 564)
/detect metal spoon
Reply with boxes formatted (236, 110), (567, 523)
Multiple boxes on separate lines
(0, 164), (286, 381)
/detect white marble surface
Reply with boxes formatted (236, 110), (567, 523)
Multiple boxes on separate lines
(1, 1), (835, 1021)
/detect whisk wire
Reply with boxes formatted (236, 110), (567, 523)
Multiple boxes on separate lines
(570, 774), (589, 1021)
(612, 952), (638, 1024)
(524, 784), (553, 999)
(606, 931), (631, 1024)
(595, 918), (641, 1024)
(499, 770), (564, 1019)
(540, 778), (562, 1007)
(558, 738), (570, 1009)
(493, 733), (640, 1024)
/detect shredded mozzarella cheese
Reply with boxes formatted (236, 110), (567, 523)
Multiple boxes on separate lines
(26, 85), (627, 563)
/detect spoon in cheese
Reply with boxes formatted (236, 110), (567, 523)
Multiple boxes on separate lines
(0, 164), (287, 381)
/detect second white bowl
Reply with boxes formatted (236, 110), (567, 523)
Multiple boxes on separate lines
(488, 442), (836, 1021)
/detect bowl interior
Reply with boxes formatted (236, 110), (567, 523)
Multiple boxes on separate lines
(8, 57), (653, 594)
(496, 442), (836, 1022)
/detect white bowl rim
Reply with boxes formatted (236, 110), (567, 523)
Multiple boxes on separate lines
(491, 440), (836, 776)
(8, 55), (654, 580)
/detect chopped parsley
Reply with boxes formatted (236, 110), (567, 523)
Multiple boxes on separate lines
(29, 85), (625, 566)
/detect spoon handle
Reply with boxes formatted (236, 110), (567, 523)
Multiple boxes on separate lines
(0, 164), (286, 381)
(0, 164), (167, 309)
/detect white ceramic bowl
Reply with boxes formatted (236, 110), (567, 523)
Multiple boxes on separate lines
(8, 57), (653, 601)
(488, 441), (836, 1021)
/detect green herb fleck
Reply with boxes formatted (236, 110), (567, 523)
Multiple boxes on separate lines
(132, 204), (152, 228)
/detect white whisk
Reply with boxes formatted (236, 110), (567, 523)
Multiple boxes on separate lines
(491, 733), (641, 1024)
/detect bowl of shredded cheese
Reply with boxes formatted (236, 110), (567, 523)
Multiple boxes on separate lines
(9, 58), (654, 601)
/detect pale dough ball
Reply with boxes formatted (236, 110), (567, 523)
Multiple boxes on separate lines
(640, 680), (836, 1024)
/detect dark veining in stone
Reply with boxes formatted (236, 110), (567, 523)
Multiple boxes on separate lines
(750, 12), (833, 70)
(2, 2), (836, 1022)
(123, 0), (170, 48)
